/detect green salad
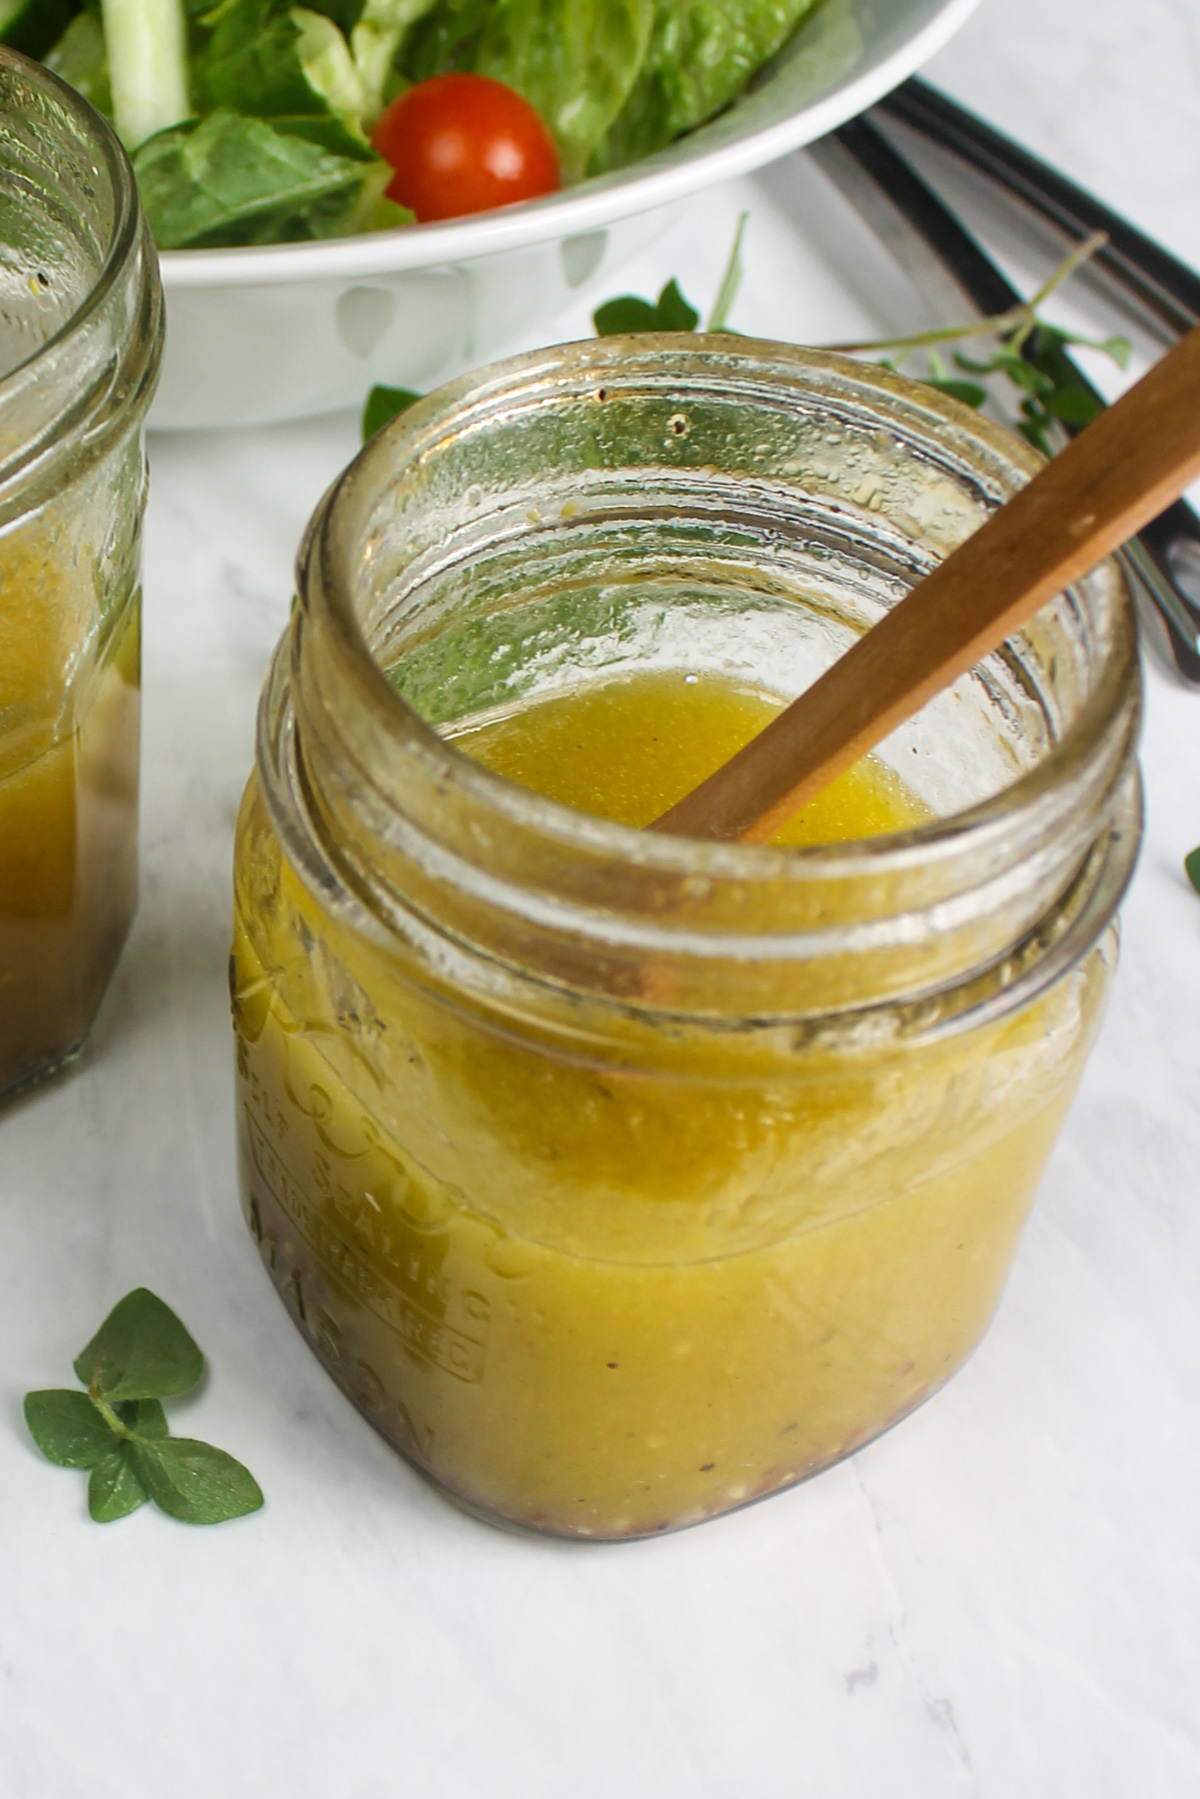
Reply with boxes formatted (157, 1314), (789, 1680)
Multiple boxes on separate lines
(1, 0), (822, 248)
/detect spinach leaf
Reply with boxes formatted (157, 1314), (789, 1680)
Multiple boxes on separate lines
(44, 9), (112, 115)
(592, 0), (819, 173)
(195, 0), (328, 117)
(398, 0), (491, 82)
(0, 0), (83, 60)
(132, 110), (406, 247)
(193, 0), (380, 147)
(298, 0), (363, 34)
(195, 0), (429, 136)
(472, 0), (653, 180)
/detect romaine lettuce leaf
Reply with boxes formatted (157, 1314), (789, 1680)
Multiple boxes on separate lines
(592, 0), (821, 172)
(132, 108), (408, 245)
(473, 0), (653, 180)
(348, 0), (436, 107)
(256, 109), (377, 156)
(295, 4), (372, 124)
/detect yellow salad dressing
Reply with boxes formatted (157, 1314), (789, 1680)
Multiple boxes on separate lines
(0, 541), (140, 1095)
(232, 670), (1105, 1536)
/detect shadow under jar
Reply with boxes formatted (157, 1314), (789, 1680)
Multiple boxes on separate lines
(0, 50), (162, 1098)
(232, 337), (1141, 1539)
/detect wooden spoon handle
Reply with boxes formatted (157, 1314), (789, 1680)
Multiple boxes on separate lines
(654, 324), (1200, 844)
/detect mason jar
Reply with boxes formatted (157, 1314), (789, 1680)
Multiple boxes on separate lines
(231, 337), (1141, 1539)
(0, 49), (163, 1098)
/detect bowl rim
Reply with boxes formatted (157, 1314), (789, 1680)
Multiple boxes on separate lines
(159, 0), (981, 290)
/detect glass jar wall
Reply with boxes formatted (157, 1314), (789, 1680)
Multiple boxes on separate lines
(232, 339), (1141, 1538)
(0, 50), (163, 1097)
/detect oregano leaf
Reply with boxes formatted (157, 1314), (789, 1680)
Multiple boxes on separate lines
(654, 278), (700, 333)
(924, 376), (989, 409)
(1017, 415), (1055, 457)
(24, 1389), (117, 1469)
(593, 293), (663, 335)
(1098, 334), (1132, 370)
(89, 1444), (150, 1523)
(1185, 846), (1200, 894)
(362, 384), (422, 443)
(26, 1289), (264, 1526)
(74, 1289), (204, 1401)
(134, 1438), (265, 1525)
(1048, 384), (1104, 427)
(953, 350), (999, 376)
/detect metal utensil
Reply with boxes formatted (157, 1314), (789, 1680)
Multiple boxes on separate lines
(807, 112), (1200, 685)
(878, 77), (1200, 343)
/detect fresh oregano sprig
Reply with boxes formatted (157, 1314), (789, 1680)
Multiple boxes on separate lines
(24, 1289), (263, 1525)
(824, 231), (1132, 455)
(589, 222), (1130, 456)
(362, 382), (422, 443)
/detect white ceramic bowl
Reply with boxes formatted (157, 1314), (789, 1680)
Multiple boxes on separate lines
(151, 0), (980, 430)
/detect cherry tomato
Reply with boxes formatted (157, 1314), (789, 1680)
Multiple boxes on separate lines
(371, 73), (561, 224)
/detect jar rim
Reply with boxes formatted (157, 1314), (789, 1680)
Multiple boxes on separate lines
(302, 334), (1139, 883)
(0, 48), (142, 402)
(277, 335), (1142, 1028)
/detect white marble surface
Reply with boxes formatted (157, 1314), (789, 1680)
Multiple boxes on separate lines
(4, 4), (1200, 1794)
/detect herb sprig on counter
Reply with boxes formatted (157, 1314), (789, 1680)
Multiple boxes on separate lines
(592, 223), (1131, 456)
(361, 382), (422, 441)
(364, 221), (1129, 457)
(24, 1288), (263, 1525)
(822, 231), (1131, 455)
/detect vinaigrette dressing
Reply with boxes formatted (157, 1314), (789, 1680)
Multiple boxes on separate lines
(232, 671), (1103, 1536)
(0, 54), (161, 1097)
(448, 669), (930, 843)
(0, 555), (141, 1095)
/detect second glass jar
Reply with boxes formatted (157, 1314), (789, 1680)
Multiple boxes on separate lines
(0, 50), (163, 1098)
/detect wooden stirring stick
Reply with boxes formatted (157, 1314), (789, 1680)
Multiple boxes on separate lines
(654, 324), (1200, 844)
